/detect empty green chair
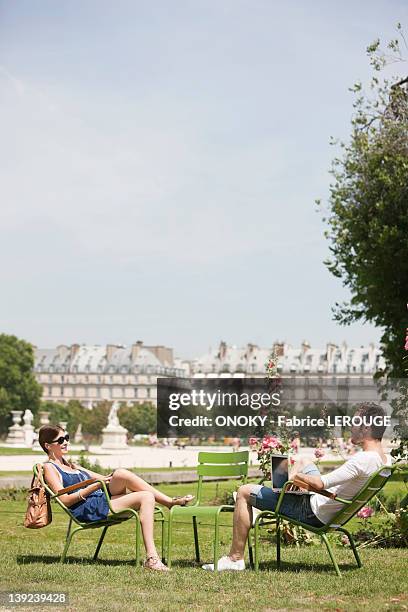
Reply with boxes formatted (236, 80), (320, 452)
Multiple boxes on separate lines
(251, 463), (400, 576)
(33, 464), (166, 566)
(166, 450), (249, 570)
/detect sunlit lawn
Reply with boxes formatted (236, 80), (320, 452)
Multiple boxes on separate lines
(0, 481), (407, 611)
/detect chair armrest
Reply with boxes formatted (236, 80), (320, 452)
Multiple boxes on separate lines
(54, 478), (99, 497)
(275, 481), (353, 509)
(300, 483), (336, 500)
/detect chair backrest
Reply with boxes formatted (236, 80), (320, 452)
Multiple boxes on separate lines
(33, 464), (83, 526)
(327, 464), (398, 528)
(195, 450), (249, 504)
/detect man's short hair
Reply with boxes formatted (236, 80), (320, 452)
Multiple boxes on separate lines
(355, 402), (386, 440)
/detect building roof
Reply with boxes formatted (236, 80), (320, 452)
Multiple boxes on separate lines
(35, 343), (176, 374)
(190, 341), (385, 375)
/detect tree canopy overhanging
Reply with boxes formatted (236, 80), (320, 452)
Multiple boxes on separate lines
(318, 26), (408, 377)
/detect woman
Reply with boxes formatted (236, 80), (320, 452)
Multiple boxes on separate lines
(39, 425), (193, 572)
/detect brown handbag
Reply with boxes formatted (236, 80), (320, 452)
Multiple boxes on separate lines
(24, 463), (52, 529)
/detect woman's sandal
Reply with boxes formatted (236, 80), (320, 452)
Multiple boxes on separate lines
(144, 556), (170, 572)
(171, 494), (195, 507)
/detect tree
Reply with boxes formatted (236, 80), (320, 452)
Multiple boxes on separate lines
(0, 334), (43, 435)
(318, 25), (408, 377)
(119, 403), (156, 436)
(39, 400), (86, 436)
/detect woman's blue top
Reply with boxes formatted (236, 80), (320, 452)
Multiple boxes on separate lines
(46, 462), (110, 523)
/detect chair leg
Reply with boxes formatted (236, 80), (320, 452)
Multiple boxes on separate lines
(348, 532), (362, 568)
(61, 525), (80, 564)
(161, 518), (166, 564)
(337, 528), (362, 568)
(276, 518), (281, 570)
(247, 531), (254, 569)
(254, 521), (260, 572)
(135, 516), (141, 567)
(93, 526), (108, 561)
(192, 516), (200, 563)
(167, 514), (173, 569)
(65, 518), (72, 542)
(213, 515), (220, 572)
(321, 533), (341, 577)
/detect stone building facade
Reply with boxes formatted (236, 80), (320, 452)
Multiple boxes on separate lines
(34, 339), (388, 411)
(186, 341), (389, 411)
(34, 341), (185, 408)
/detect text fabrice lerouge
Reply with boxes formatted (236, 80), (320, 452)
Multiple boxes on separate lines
(277, 415), (392, 427)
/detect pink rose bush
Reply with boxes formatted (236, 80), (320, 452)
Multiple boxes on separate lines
(249, 435), (290, 480)
(261, 435), (283, 452)
(357, 506), (374, 519)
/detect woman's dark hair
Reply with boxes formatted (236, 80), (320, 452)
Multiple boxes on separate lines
(38, 425), (75, 468)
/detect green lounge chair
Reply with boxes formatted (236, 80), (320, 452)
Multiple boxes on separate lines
(251, 463), (400, 576)
(33, 464), (166, 566)
(166, 450), (249, 570)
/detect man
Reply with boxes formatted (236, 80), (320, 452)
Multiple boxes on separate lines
(203, 402), (391, 571)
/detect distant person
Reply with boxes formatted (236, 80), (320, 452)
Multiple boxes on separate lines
(202, 403), (391, 571)
(39, 425), (194, 572)
(148, 433), (159, 446)
(232, 437), (241, 451)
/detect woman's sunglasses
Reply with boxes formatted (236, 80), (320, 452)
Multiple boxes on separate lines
(51, 434), (70, 445)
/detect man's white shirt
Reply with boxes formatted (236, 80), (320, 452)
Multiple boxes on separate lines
(310, 450), (392, 524)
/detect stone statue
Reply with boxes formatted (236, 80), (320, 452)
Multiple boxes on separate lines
(101, 401), (128, 450)
(108, 401), (120, 427)
(23, 409), (34, 426)
(6, 411), (26, 446)
(22, 408), (35, 447)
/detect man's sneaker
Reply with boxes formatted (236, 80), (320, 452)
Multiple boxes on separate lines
(202, 556), (245, 571)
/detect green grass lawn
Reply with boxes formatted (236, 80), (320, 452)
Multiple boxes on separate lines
(0, 447), (46, 455)
(0, 480), (407, 611)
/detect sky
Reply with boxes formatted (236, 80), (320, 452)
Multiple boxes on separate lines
(0, 1), (406, 359)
